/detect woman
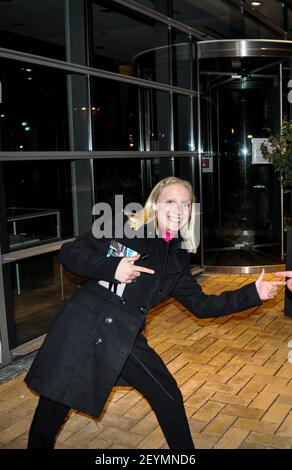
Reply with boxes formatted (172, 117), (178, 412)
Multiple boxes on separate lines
(25, 177), (282, 449)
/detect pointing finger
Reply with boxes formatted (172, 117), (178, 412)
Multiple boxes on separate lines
(133, 265), (155, 275)
(274, 271), (292, 278)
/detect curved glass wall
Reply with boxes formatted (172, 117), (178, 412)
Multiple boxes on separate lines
(198, 39), (292, 272)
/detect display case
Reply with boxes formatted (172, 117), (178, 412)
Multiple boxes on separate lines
(7, 207), (61, 251)
(6, 208), (61, 296)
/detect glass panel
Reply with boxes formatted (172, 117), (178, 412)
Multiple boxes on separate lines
(139, 88), (171, 151)
(289, 8), (292, 35)
(91, 78), (140, 151)
(3, 161), (74, 253)
(172, 0), (242, 38)
(0, 58), (69, 151)
(250, 0), (284, 29)
(173, 94), (193, 151)
(132, 1), (167, 14)
(11, 252), (76, 346)
(245, 14), (281, 39)
(91, 79), (172, 151)
(94, 158), (144, 206)
(171, 30), (191, 89)
(0, 0), (66, 60)
(92, 1), (171, 85)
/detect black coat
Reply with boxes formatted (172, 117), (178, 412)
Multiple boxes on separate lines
(25, 218), (262, 417)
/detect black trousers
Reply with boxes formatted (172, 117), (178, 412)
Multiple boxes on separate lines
(27, 338), (194, 450)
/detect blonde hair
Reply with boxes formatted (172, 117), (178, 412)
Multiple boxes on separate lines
(125, 176), (198, 253)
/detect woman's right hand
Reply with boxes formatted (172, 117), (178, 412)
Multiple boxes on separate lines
(114, 253), (155, 283)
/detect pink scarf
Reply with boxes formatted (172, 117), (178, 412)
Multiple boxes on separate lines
(159, 225), (176, 242)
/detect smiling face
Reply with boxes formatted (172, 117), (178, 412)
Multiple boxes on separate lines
(155, 183), (192, 234)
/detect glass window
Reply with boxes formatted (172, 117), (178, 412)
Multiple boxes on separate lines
(288, 7), (292, 35)
(173, 94), (194, 151)
(245, 14), (282, 39)
(171, 30), (191, 89)
(130, 1), (167, 14)
(11, 252), (77, 346)
(2, 161), (74, 254)
(92, 1), (171, 85)
(248, 0), (284, 30)
(94, 158), (144, 207)
(0, 0), (66, 60)
(0, 58), (69, 151)
(91, 78), (140, 151)
(172, 0), (242, 39)
(139, 88), (171, 151)
(91, 78), (173, 151)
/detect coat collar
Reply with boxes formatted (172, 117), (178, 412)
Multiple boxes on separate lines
(128, 218), (184, 250)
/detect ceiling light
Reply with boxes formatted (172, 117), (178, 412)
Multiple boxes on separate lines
(251, 2), (262, 6)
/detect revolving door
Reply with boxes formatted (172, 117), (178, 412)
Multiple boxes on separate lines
(198, 40), (292, 272)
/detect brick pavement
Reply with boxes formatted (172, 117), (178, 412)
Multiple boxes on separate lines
(0, 273), (291, 449)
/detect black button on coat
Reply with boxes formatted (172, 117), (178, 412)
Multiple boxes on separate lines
(25, 218), (262, 417)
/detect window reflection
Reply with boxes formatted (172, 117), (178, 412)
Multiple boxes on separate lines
(92, 1), (171, 85)
(3, 161), (74, 253)
(12, 253), (76, 346)
(0, 59), (69, 151)
(0, 0), (65, 59)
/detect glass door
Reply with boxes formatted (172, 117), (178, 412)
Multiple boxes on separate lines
(198, 40), (292, 271)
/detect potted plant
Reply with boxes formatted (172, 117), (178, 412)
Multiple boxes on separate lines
(261, 119), (292, 265)
(260, 119), (292, 187)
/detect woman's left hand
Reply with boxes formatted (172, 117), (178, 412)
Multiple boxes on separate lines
(255, 269), (286, 300)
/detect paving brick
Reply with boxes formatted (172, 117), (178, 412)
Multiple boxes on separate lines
(204, 381), (239, 395)
(137, 426), (166, 449)
(212, 393), (251, 407)
(180, 378), (205, 400)
(2, 432), (27, 449)
(275, 363), (292, 378)
(234, 417), (278, 434)
(131, 411), (158, 435)
(244, 431), (292, 449)
(276, 412), (292, 436)
(191, 431), (220, 449)
(203, 413), (236, 435)
(215, 363), (243, 383)
(0, 417), (31, 446)
(221, 404), (263, 419)
(214, 427), (249, 449)
(184, 388), (215, 409)
(62, 421), (104, 448)
(192, 401), (225, 422)
(123, 399), (151, 421)
(167, 354), (189, 374)
(174, 363), (197, 385)
(207, 351), (233, 368)
(262, 402), (291, 424)
(97, 427), (144, 448)
(250, 390), (277, 410)
(238, 375), (267, 399)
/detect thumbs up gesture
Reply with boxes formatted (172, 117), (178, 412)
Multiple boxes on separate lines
(255, 269), (286, 300)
